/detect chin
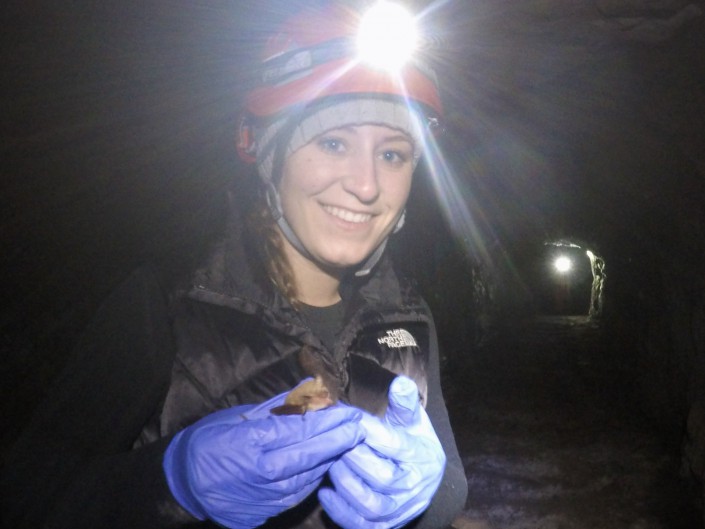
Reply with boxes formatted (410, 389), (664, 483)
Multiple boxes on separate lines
(318, 248), (376, 270)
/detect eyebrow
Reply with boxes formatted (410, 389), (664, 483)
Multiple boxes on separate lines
(381, 134), (413, 144)
(334, 126), (413, 144)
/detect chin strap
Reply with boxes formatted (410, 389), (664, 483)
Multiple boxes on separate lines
(267, 183), (402, 278)
(354, 239), (389, 277)
(266, 182), (316, 264)
(353, 210), (404, 277)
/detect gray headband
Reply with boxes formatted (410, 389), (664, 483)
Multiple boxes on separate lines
(255, 98), (425, 185)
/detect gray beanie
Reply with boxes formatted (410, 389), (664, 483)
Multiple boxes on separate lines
(255, 98), (426, 185)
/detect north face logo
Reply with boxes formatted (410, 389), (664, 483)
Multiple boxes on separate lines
(378, 329), (418, 348)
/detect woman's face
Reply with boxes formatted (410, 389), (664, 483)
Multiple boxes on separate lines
(279, 124), (415, 270)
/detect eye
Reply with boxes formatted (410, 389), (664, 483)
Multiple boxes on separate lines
(380, 149), (411, 165)
(318, 136), (346, 154)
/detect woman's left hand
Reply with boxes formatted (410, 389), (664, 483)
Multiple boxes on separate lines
(318, 376), (446, 529)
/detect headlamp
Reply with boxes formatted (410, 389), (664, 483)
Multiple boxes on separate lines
(260, 2), (420, 86)
(357, 1), (418, 72)
(245, 1), (442, 132)
(554, 256), (573, 274)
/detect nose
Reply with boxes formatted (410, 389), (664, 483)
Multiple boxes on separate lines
(341, 151), (380, 204)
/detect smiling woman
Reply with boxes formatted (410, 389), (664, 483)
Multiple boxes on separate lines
(278, 124), (415, 298)
(1, 2), (467, 529)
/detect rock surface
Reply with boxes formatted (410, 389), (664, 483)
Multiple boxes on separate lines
(447, 316), (702, 528)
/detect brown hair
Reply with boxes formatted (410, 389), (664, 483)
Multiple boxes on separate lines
(247, 199), (300, 308)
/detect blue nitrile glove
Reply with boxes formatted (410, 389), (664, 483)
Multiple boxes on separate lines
(163, 382), (364, 529)
(318, 376), (446, 529)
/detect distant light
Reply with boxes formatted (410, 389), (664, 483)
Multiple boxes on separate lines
(357, 1), (418, 72)
(554, 256), (572, 274)
(586, 250), (594, 259)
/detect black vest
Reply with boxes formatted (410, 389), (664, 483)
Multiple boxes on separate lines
(135, 227), (431, 446)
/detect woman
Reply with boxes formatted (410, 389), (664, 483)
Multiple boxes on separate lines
(1, 3), (468, 528)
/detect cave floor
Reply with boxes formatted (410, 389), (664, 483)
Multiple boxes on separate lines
(445, 315), (703, 529)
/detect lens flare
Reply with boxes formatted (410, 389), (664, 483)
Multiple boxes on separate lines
(357, 2), (418, 71)
(554, 256), (572, 274)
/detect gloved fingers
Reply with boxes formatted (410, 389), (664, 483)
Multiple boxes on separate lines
(362, 402), (445, 462)
(318, 487), (391, 529)
(318, 487), (369, 529)
(258, 408), (365, 481)
(208, 483), (319, 529)
(258, 421), (361, 483)
(384, 376), (421, 429)
(319, 485), (430, 529)
(317, 408), (448, 529)
(357, 412), (420, 460)
(336, 447), (440, 497)
(240, 461), (330, 501)
(165, 384), (359, 529)
(260, 404), (363, 449)
(327, 458), (405, 516)
(336, 444), (412, 491)
(322, 464), (439, 528)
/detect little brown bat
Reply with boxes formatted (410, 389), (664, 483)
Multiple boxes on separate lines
(270, 375), (335, 415)
(271, 346), (340, 415)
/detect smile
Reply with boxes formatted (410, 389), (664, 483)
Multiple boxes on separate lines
(323, 205), (373, 224)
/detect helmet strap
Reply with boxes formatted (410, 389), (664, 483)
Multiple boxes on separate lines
(267, 177), (397, 278)
(266, 129), (319, 264)
(351, 210), (405, 277)
(354, 239), (389, 277)
(393, 209), (406, 233)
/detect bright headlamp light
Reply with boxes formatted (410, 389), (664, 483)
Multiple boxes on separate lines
(357, 1), (418, 72)
(554, 256), (573, 274)
(259, 2), (421, 87)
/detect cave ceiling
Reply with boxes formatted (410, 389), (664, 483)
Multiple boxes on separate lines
(416, 0), (705, 257)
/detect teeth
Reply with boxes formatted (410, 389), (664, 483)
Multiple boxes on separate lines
(323, 205), (372, 224)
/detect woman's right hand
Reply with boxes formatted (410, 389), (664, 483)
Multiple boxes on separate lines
(162, 385), (364, 529)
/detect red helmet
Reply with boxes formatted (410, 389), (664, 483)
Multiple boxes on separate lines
(237, 2), (442, 162)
